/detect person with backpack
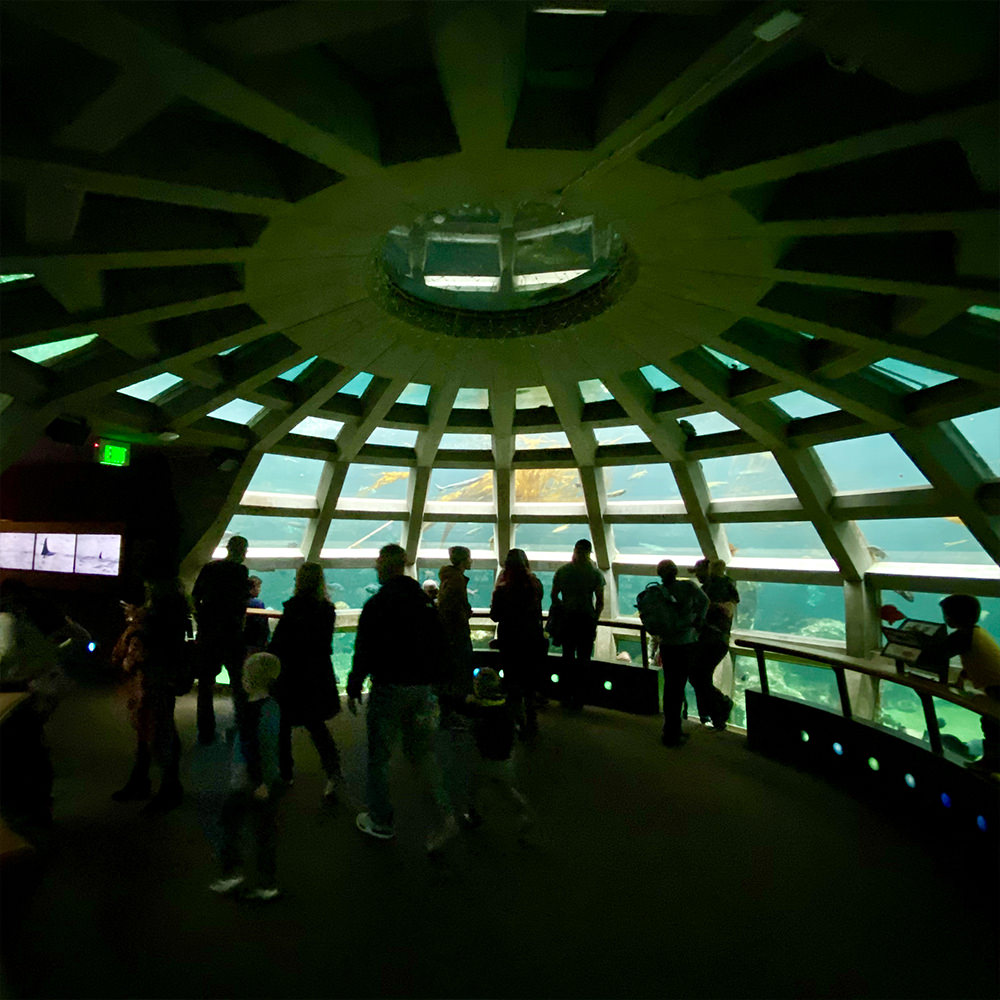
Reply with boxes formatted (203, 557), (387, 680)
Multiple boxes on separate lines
(636, 559), (708, 748)
(690, 559), (736, 730)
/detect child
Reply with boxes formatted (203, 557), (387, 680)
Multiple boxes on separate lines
(210, 652), (283, 901)
(462, 667), (534, 837)
(939, 594), (1000, 773)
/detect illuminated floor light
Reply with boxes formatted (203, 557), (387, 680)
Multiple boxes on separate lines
(940, 792), (952, 808)
(498, 669), (504, 679)
(904, 773), (916, 788)
(473, 668), (481, 677)
(550, 673), (560, 684)
(832, 742), (844, 756)
(867, 757), (880, 771)
(603, 680), (612, 691)
(800, 730), (810, 742)
(976, 815), (988, 832)
(87, 641), (96, 652)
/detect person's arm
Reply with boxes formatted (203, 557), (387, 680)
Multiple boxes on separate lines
(346, 601), (375, 710)
(593, 574), (605, 619)
(691, 585), (709, 629)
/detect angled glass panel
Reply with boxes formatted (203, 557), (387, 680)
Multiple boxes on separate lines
(292, 416), (343, 440)
(425, 276), (501, 292)
(612, 522), (700, 558)
(735, 653), (842, 712)
(739, 581), (845, 640)
(425, 237), (501, 276)
(514, 468), (584, 503)
(953, 407), (1000, 475)
(578, 378), (614, 403)
(217, 346), (239, 356)
(339, 372), (374, 397)
(117, 372), (183, 401)
(325, 567), (381, 613)
(246, 454), (326, 497)
(639, 365), (679, 391)
(454, 387), (489, 408)
(0, 273), (34, 284)
(323, 518), (402, 549)
(428, 468), (494, 502)
(248, 569), (295, 612)
(339, 464), (410, 500)
(967, 305), (1000, 321)
(397, 382), (431, 406)
(420, 521), (495, 548)
(684, 411), (739, 434)
(13, 333), (98, 364)
(858, 518), (993, 565)
(439, 433), (492, 450)
(223, 515), (308, 549)
(877, 682), (927, 742)
(724, 521), (828, 559)
(771, 390), (839, 418)
(515, 431), (571, 450)
(594, 425), (649, 445)
(704, 347), (748, 371)
(604, 463), (680, 501)
(814, 434), (930, 491)
(208, 398), (264, 425)
(515, 385), (552, 408)
(366, 427), (418, 447)
(515, 523), (590, 555)
(700, 453), (794, 498)
(932, 697), (987, 758)
(277, 356), (317, 381)
(870, 357), (956, 389)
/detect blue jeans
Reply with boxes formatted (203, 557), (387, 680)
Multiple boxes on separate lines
(365, 684), (450, 827)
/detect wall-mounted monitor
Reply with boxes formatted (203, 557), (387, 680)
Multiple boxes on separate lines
(33, 533), (77, 574)
(74, 534), (122, 576)
(0, 522), (124, 579)
(0, 532), (36, 570)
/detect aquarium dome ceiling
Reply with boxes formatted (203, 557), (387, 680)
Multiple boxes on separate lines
(0, 0), (998, 580)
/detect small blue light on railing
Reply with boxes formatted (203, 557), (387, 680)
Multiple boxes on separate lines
(832, 742), (844, 756)
(904, 773), (916, 789)
(976, 815), (988, 832)
(940, 792), (952, 808)
(498, 669), (504, 679)
(550, 673), (560, 684)
(800, 730), (810, 743)
(87, 641), (96, 653)
(473, 668), (480, 677)
(603, 680), (612, 691)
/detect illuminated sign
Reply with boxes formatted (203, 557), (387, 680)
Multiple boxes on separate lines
(95, 439), (130, 467)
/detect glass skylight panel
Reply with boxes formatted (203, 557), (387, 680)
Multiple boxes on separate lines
(515, 431), (571, 450)
(420, 522), (495, 548)
(365, 427), (418, 448)
(13, 333), (98, 364)
(424, 236), (501, 277)
(514, 468), (584, 503)
(513, 270), (588, 291)
(683, 412), (740, 435)
(704, 347), (748, 371)
(700, 453), (795, 498)
(952, 407), (1000, 475)
(454, 387), (489, 408)
(603, 463), (680, 500)
(339, 464), (410, 500)
(428, 468), (494, 502)
(594, 425), (649, 446)
(223, 515), (308, 549)
(208, 398), (264, 425)
(724, 522), (829, 560)
(438, 433), (492, 450)
(246, 454), (326, 497)
(515, 523), (590, 553)
(578, 378), (614, 403)
(813, 434), (930, 491)
(116, 372), (183, 401)
(515, 385), (552, 408)
(339, 372), (374, 397)
(771, 390), (839, 419)
(277, 357), (317, 381)
(397, 383), (431, 406)
(0, 273), (35, 284)
(424, 275), (501, 292)
(858, 518), (992, 565)
(612, 522), (700, 557)
(870, 357), (955, 389)
(639, 365), (680, 391)
(967, 305), (1000, 322)
(744, 583), (845, 640)
(292, 416), (343, 440)
(324, 518), (402, 549)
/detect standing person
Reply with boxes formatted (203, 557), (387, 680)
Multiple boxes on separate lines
(690, 559), (736, 729)
(210, 652), (283, 902)
(192, 535), (250, 745)
(489, 549), (545, 739)
(243, 575), (271, 654)
(267, 562), (342, 800)
(347, 544), (457, 852)
(638, 560), (708, 748)
(939, 594), (1000, 773)
(551, 539), (605, 711)
(110, 575), (191, 814)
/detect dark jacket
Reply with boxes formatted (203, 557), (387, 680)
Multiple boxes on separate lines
(347, 576), (446, 698)
(268, 596), (339, 724)
(193, 559), (249, 637)
(490, 572), (544, 654)
(464, 695), (516, 762)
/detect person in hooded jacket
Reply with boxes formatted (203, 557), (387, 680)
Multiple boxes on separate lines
(267, 562), (342, 801)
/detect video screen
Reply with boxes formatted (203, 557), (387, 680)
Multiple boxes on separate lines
(33, 533), (77, 574)
(74, 534), (122, 576)
(0, 532), (36, 570)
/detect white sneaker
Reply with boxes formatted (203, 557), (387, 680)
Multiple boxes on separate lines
(209, 874), (245, 895)
(356, 811), (395, 840)
(425, 814), (460, 854)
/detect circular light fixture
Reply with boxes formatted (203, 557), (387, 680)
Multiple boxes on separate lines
(603, 680), (612, 691)
(867, 757), (880, 771)
(550, 673), (560, 684)
(940, 792), (952, 808)
(904, 773), (917, 789)
(832, 741), (844, 756)
(800, 730), (810, 742)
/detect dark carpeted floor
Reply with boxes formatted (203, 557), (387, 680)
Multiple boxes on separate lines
(2, 682), (997, 1000)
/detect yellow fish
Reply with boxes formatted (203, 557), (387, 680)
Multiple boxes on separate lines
(552, 524), (571, 533)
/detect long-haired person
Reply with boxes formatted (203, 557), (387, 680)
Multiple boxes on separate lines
(268, 562), (342, 801)
(489, 549), (546, 739)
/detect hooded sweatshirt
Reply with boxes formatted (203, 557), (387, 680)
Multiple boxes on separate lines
(438, 564), (473, 639)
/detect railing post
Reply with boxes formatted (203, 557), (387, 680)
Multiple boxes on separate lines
(833, 666), (852, 720)
(917, 692), (943, 755)
(755, 648), (769, 696)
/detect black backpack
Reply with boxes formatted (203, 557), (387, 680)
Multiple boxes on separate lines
(636, 582), (690, 641)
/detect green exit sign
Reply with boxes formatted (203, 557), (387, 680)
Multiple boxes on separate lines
(96, 439), (130, 467)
